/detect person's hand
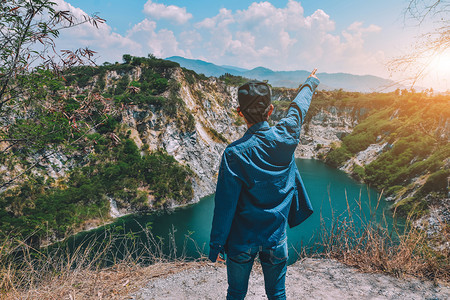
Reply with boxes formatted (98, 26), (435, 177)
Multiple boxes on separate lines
(308, 68), (318, 79)
(216, 254), (225, 263)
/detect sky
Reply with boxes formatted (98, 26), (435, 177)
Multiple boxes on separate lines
(55, 0), (449, 91)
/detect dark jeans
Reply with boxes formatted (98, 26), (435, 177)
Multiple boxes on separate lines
(226, 239), (288, 300)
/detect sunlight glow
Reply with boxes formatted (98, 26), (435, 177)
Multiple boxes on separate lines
(430, 54), (450, 76)
(427, 52), (450, 90)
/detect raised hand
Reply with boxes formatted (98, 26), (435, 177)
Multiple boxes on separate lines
(308, 68), (318, 79)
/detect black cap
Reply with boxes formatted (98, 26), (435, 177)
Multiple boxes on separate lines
(238, 81), (271, 124)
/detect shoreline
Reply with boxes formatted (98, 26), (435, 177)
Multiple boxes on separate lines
(48, 156), (379, 248)
(42, 193), (214, 248)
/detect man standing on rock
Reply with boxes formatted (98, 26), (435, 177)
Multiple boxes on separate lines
(209, 69), (320, 300)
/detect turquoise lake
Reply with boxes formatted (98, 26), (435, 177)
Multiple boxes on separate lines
(69, 159), (396, 265)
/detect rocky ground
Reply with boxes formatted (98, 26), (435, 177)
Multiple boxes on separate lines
(130, 258), (449, 300)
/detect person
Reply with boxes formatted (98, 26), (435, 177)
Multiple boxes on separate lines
(209, 69), (320, 300)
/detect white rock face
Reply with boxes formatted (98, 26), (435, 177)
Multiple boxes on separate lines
(414, 199), (450, 251)
(294, 106), (364, 159)
(34, 149), (70, 179)
(122, 70), (245, 203)
(340, 143), (389, 173)
(108, 197), (124, 218)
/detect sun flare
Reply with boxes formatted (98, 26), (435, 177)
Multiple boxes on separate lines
(428, 53), (450, 79)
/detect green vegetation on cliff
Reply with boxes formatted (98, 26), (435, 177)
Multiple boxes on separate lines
(271, 87), (448, 219)
(323, 91), (449, 217)
(0, 135), (193, 243)
(0, 55), (201, 245)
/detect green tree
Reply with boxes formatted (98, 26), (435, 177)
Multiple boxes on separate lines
(0, 0), (105, 189)
(0, 0), (105, 109)
(123, 54), (132, 64)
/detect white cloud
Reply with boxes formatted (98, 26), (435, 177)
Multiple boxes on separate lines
(143, 0), (192, 24)
(311, 22), (386, 75)
(348, 22), (381, 33)
(195, 8), (234, 29)
(188, 1), (383, 74)
(52, 0), (189, 61)
(127, 19), (187, 58)
(179, 30), (203, 50)
(190, 1), (339, 69)
(52, 0), (141, 62)
(305, 9), (335, 31)
(52, 0), (385, 77)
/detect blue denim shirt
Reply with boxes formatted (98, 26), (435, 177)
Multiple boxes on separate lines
(209, 77), (320, 262)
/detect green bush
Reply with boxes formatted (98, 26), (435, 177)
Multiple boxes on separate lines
(207, 127), (228, 143)
(394, 197), (428, 218)
(63, 98), (80, 113)
(219, 73), (249, 86)
(96, 75), (106, 91)
(123, 54), (132, 64)
(8, 112), (74, 154)
(325, 146), (351, 168)
(343, 131), (376, 154)
(97, 115), (119, 134)
(185, 112), (196, 132)
(352, 164), (365, 181)
(114, 75), (129, 95)
(418, 169), (449, 196)
(385, 185), (403, 196)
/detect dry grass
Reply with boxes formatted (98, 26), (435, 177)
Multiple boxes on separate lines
(1, 194), (449, 298)
(3, 261), (206, 300)
(315, 193), (450, 283)
(0, 225), (206, 299)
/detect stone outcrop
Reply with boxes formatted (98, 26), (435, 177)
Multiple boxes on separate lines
(295, 106), (365, 159)
(120, 69), (246, 203)
(340, 142), (390, 173)
(120, 78), (369, 206)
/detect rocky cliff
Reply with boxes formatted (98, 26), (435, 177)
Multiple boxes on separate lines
(270, 88), (369, 159)
(2, 58), (447, 245)
(118, 79), (370, 207)
(119, 69), (246, 202)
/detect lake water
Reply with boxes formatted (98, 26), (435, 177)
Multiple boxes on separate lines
(68, 159), (395, 265)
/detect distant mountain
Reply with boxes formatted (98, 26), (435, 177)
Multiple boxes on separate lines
(166, 56), (403, 92)
(220, 65), (249, 73)
(166, 56), (239, 78)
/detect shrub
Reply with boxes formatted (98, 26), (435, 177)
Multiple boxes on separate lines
(417, 169), (449, 196)
(352, 164), (365, 181)
(206, 127), (228, 143)
(394, 197), (428, 218)
(385, 185), (403, 196)
(325, 146), (351, 168)
(219, 73), (249, 86)
(122, 54), (132, 64)
(114, 75), (130, 95)
(343, 132), (376, 154)
(97, 115), (119, 134)
(185, 112), (196, 132)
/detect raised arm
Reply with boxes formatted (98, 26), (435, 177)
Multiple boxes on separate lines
(275, 70), (320, 140)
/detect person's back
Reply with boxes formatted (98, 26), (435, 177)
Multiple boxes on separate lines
(210, 71), (320, 300)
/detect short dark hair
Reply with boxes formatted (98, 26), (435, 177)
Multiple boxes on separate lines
(238, 81), (272, 124)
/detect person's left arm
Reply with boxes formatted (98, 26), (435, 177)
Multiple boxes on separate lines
(209, 151), (242, 262)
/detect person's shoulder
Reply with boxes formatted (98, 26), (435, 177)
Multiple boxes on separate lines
(226, 134), (253, 151)
(223, 134), (254, 161)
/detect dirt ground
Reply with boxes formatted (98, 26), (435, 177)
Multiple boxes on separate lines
(130, 258), (450, 299)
